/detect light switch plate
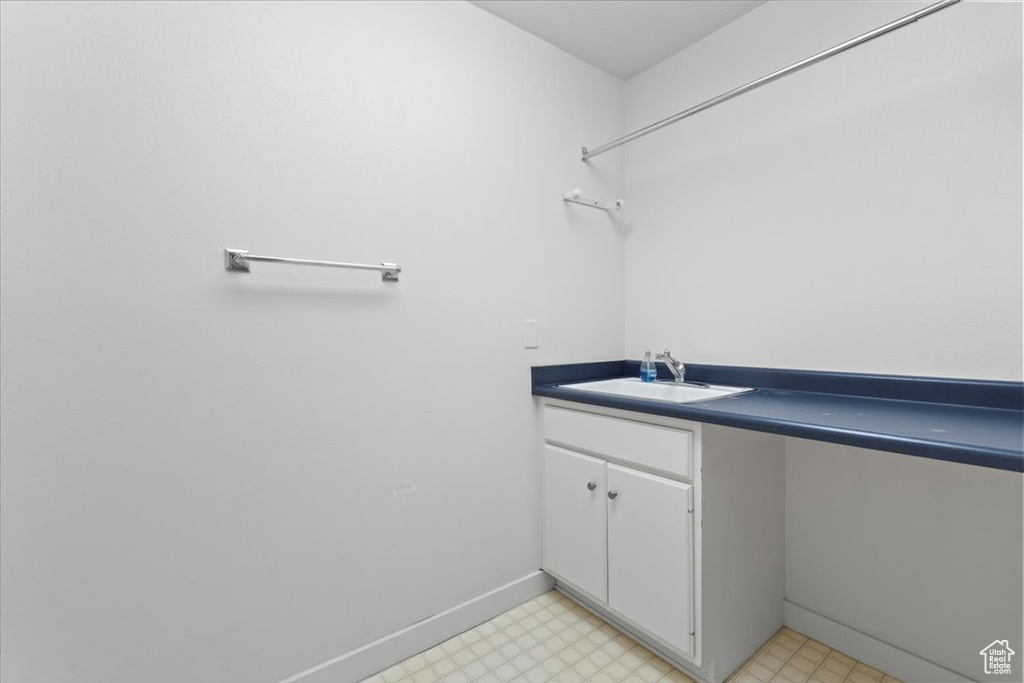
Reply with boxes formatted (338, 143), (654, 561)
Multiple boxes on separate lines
(524, 319), (539, 349)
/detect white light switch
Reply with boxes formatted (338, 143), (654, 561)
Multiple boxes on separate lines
(524, 319), (539, 349)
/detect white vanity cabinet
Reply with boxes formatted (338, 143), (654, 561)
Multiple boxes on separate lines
(542, 446), (608, 602)
(539, 400), (786, 683)
(542, 445), (695, 655)
(606, 464), (694, 655)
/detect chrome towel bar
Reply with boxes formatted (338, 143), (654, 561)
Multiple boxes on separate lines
(580, 0), (961, 161)
(563, 188), (624, 211)
(224, 249), (400, 281)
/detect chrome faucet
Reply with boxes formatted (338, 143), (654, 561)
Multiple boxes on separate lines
(655, 349), (685, 383)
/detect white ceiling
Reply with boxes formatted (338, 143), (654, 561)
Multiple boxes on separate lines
(469, 1), (766, 80)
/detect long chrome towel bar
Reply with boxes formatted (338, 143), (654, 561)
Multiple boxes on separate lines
(224, 249), (400, 281)
(580, 0), (961, 161)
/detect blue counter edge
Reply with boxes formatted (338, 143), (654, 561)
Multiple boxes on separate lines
(531, 361), (1024, 473)
(533, 361), (1023, 410)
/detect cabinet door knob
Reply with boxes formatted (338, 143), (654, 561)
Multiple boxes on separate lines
(607, 490), (618, 500)
(586, 481), (597, 491)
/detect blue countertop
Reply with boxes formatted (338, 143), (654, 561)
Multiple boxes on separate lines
(532, 361), (1024, 473)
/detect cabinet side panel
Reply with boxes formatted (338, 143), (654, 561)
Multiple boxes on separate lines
(701, 426), (786, 680)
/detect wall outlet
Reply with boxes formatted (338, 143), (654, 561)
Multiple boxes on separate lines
(524, 319), (539, 349)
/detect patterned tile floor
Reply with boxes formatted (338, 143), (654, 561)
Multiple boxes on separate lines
(362, 590), (694, 683)
(726, 627), (901, 683)
(362, 590), (899, 683)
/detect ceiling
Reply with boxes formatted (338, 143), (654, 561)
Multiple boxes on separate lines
(468, 1), (766, 80)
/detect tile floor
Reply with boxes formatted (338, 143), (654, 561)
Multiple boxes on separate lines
(362, 590), (692, 683)
(361, 590), (899, 683)
(727, 627), (901, 683)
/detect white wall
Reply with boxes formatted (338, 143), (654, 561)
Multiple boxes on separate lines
(787, 440), (1022, 681)
(4, 1), (1022, 681)
(623, 0), (1022, 381)
(622, 2), (1023, 679)
(0, 2), (625, 681)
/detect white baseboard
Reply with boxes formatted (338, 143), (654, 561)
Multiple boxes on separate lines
(783, 600), (972, 683)
(279, 571), (555, 683)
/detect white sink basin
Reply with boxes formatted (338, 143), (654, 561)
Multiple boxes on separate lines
(559, 378), (754, 404)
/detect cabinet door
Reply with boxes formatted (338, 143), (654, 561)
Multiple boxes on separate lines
(543, 445), (607, 601)
(607, 464), (694, 655)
